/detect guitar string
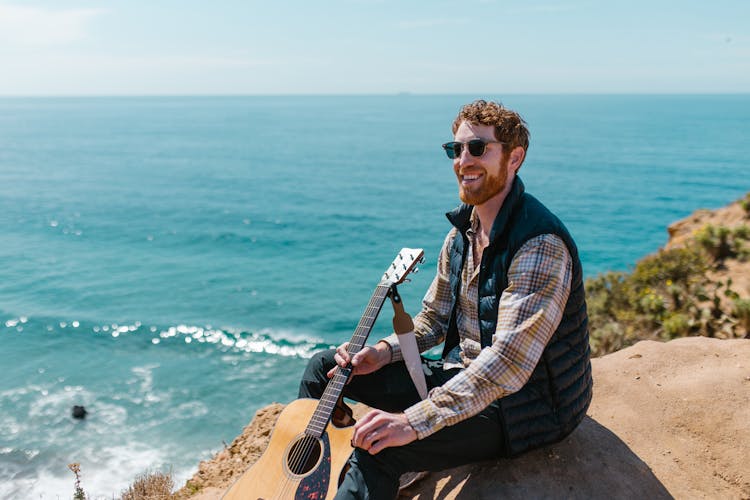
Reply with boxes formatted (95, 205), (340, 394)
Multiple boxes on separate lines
(283, 308), (377, 481)
(282, 285), (390, 496)
(282, 385), (347, 493)
(283, 366), (352, 483)
(241, 256), (418, 497)
(279, 375), (346, 497)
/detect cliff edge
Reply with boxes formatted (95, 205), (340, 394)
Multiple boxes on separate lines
(177, 337), (749, 499)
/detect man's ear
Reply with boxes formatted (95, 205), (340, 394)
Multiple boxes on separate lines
(509, 146), (525, 173)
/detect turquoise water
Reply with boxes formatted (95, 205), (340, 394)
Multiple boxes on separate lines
(1, 95), (748, 497)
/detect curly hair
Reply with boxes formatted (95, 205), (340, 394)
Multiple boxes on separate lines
(452, 99), (530, 155)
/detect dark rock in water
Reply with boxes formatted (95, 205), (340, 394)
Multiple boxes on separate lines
(72, 405), (88, 420)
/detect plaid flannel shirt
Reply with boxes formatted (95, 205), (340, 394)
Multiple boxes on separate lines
(382, 213), (572, 439)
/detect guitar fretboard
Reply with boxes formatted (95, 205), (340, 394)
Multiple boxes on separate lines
(305, 282), (391, 438)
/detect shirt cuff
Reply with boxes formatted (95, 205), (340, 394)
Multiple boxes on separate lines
(404, 398), (445, 440)
(379, 334), (404, 363)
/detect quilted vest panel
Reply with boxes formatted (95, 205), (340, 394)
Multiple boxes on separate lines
(444, 178), (592, 457)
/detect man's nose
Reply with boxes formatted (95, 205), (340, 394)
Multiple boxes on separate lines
(457, 146), (475, 168)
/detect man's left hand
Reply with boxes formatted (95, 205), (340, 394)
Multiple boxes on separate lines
(351, 409), (417, 454)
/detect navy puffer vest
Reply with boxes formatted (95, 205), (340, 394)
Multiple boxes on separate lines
(443, 177), (592, 457)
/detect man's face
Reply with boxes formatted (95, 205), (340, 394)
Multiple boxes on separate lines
(453, 121), (510, 206)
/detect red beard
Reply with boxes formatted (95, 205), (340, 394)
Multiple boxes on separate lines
(457, 157), (509, 206)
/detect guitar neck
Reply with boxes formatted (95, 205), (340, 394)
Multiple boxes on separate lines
(305, 282), (392, 438)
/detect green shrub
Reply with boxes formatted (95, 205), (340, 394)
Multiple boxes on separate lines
(584, 272), (627, 320)
(732, 298), (750, 335)
(584, 238), (749, 355)
(734, 225), (750, 240)
(661, 313), (691, 339)
(589, 321), (629, 357)
(638, 291), (666, 318)
(730, 226), (750, 261)
(740, 193), (750, 217)
(695, 224), (733, 260)
(631, 246), (708, 286)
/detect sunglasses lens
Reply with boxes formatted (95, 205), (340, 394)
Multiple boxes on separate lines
(467, 140), (486, 157)
(443, 142), (461, 159)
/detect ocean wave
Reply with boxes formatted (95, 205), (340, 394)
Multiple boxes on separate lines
(1, 313), (332, 359)
(0, 313), (328, 497)
(151, 324), (330, 358)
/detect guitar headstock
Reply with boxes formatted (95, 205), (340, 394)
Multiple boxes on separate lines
(381, 248), (425, 285)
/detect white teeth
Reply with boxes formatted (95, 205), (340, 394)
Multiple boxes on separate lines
(463, 175), (480, 180)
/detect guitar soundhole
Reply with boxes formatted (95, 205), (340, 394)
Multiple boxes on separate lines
(286, 435), (322, 475)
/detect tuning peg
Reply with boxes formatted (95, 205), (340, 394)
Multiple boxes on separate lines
(413, 267), (419, 273)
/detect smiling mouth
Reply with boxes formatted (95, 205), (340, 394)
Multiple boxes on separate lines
(461, 173), (483, 185)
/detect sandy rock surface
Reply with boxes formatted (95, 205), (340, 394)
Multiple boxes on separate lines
(176, 336), (750, 499)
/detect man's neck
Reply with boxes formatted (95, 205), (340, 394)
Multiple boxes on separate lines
(473, 179), (514, 241)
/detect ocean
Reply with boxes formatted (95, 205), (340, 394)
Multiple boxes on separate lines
(1, 94), (748, 498)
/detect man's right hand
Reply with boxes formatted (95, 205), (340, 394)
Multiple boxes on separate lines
(326, 341), (392, 379)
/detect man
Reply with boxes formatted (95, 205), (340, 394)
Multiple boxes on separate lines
(299, 99), (592, 499)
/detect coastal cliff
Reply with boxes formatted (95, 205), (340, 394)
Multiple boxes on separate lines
(174, 194), (750, 499)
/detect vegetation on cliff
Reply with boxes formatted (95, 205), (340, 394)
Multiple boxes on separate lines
(586, 192), (750, 356)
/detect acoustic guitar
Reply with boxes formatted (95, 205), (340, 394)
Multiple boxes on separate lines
(223, 248), (424, 500)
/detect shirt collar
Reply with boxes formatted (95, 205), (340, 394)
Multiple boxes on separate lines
(466, 208), (480, 237)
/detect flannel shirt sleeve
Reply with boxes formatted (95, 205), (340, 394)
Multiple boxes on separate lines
(403, 234), (573, 439)
(380, 229), (456, 363)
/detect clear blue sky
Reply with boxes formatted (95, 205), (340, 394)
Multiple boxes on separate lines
(0, 0), (747, 95)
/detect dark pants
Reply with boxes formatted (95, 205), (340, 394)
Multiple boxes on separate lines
(298, 349), (505, 500)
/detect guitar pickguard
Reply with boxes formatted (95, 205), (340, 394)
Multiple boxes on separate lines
(295, 433), (331, 499)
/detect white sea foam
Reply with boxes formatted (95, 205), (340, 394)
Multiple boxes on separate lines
(0, 316), (322, 500)
(153, 323), (326, 358)
(2, 316), (326, 360)
(0, 380), (196, 498)
(0, 385), (175, 498)
(0, 443), (179, 499)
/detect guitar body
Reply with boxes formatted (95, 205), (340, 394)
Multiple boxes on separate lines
(222, 248), (424, 499)
(223, 398), (355, 500)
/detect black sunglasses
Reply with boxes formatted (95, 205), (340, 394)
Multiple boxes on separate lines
(442, 139), (504, 159)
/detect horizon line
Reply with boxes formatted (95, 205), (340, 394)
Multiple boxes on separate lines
(0, 91), (749, 99)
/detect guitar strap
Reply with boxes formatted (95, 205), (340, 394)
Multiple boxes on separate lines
(332, 395), (356, 427)
(389, 285), (428, 399)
